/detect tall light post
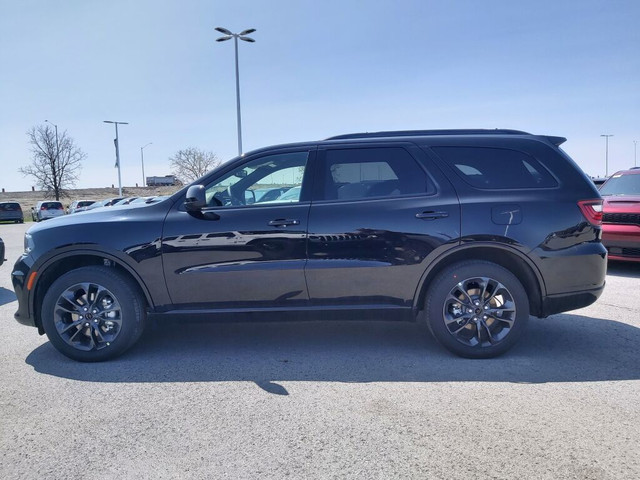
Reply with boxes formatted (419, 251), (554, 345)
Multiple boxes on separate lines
(140, 142), (152, 186)
(600, 134), (613, 177)
(104, 120), (129, 196)
(215, 27), (256, 156)
(44, 119), (60, 166)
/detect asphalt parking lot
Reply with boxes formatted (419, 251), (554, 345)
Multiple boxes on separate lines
(1, 222), (638, 479)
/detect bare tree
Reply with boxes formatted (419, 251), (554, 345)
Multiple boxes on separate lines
(169, 148), (220, 183)
(19, 124), (85, 200)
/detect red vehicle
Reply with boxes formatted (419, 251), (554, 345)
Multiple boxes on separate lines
(599, 168), (640, 262)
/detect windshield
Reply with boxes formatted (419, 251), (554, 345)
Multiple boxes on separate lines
(599, 173), (640, 196)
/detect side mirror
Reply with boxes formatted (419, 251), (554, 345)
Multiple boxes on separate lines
(185, 185), (206, 211)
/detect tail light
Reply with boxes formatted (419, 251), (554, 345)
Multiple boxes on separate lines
(40, 206), (46, 210)
(578, 199), (603, 226)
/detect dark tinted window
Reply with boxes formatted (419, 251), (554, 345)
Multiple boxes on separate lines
(0, 203), (21, 211)
(42, 202), (63, 209)
(321, 147), (434, 201)
(432, 146), (557, 189)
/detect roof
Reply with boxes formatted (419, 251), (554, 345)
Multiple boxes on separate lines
(325, 129), (531, 140)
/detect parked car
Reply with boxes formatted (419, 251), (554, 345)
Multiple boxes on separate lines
(67, 200), (96, 214)
(275, 186), (301, 202)
(591, 177), (608, 187)
(113, 197), (139, 206)
(0, 201), (24, 223)
(598, 167), (640, 262)
(12, 129), (606, 362)
(85, 197), (125, 211)
(258, 186), (302, 204)
(129, 196), (169, 205)
(252, 187), (289, 203)
(32, 201), (65, 222)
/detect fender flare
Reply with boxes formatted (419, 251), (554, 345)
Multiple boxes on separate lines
(412, 242), (546, 312)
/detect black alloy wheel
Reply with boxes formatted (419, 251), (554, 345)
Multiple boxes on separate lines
(426, 261), (530, 358)
(41, 266), (145, 362)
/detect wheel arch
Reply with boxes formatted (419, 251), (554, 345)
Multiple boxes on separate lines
(32, 250), (153, 333)
(413, 244), (546, 318)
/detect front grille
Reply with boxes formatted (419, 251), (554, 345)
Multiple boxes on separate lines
(603, 213), (640, 225)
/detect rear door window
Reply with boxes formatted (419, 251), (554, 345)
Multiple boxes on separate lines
(432, 146), (558, 189)
(318, 147), (435, 201)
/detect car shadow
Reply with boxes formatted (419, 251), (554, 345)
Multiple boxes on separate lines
(25, 313), (640, 391)
(607, 261), (640, 278)
(0, 287), (17, 306)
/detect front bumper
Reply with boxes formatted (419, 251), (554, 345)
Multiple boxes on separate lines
(12, 254), (38, 329)
(602, 224), (640, 262)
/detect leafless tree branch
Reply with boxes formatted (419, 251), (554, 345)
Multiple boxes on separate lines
(169, 147), (221, 183)
(18, 124), (85, 200)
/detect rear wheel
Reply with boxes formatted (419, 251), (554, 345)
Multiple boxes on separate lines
(41, 266), (146, 362)
(425, 261), (529, 358)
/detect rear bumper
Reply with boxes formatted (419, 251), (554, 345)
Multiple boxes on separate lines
(534, 240), (607, 316)
(540, 283), (605, 317)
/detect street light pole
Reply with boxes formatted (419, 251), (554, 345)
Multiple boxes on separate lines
(140, 142), (152, 186)
(600, 134), (613, 177)
(215, 27), (256, 156)
(44, 119), (60, 165)
(104, 120), (129, 196)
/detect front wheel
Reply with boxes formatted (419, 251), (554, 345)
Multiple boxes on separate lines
(41, 266), (146, 362)
(425, 261), (530, 358)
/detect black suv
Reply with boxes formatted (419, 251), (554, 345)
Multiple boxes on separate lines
(12, 130), (606, 361)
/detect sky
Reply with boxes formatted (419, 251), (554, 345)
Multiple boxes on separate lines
(1, 0), (639, 192)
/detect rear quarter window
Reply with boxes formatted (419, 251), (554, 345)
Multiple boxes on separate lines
(432, 146), (558, 189)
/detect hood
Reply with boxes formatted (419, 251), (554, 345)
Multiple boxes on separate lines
(27, 199), (173, 235)
(602, 194), (640, 212)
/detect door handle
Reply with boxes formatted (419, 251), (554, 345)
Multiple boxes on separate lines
(268, 219), (300, 227)
(416, 211), (449, 220)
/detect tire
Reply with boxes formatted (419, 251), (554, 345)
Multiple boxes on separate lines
(425, 261), (529, 359)
(41, 266), (146, 362)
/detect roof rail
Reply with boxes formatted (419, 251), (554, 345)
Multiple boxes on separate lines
(325, 129), (531, 140)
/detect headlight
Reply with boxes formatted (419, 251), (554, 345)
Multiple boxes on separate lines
(24, 233), (35, 254)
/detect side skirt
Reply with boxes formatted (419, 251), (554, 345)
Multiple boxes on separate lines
(148, 305), (415, 324)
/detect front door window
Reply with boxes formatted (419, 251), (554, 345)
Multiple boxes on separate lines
(204, 152), (309, 207)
